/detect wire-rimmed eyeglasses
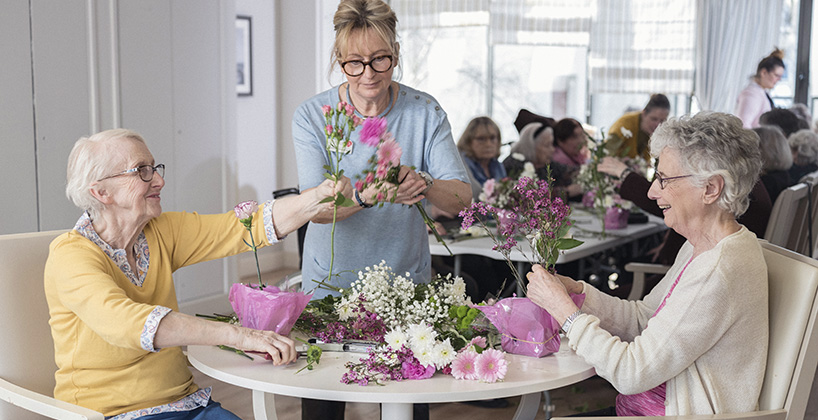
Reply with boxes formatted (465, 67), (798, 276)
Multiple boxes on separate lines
(98, 164), (165, 182)
(340, 55), (393, 77)
(654, 172), (692, 189)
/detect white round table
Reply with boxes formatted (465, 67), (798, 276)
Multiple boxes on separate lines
(187, 341), (595, 420)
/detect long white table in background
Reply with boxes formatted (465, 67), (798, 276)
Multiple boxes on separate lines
(429, 207), (667, 282)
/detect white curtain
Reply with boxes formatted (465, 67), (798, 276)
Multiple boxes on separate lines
(589, 0), (696, 94)
(694, 0), (783, 113)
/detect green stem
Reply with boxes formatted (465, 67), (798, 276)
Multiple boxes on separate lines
(415, 202), (452, 256)
(328, 204), (338, 282)
(248, 228), (263, 288)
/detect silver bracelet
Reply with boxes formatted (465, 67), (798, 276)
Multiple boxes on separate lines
(561, 310), (583, 334)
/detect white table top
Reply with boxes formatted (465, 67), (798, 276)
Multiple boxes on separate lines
(187, 341), (595, 404)
(430, 208), (667, 264)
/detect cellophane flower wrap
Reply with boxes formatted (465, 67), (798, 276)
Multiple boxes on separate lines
(228, 284), (311, 335)
(474, 294), (585, 358)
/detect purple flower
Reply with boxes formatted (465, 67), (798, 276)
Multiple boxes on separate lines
(401, 359), (435, 380)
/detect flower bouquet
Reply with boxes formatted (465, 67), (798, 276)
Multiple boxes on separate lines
(293, 261), (509, 385)
(225, 200), (311, 335)
(354, 116), (451, 255)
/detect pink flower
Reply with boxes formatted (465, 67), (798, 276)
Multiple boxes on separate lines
(344, 103), (355, 117)
(321, 105), (332, 116)
(325, 125), (333, 136)
(451, 351), (478, 380)
(233, 200), (258, 220)
(352, 115), (363, 127)
(355, 180), (364, 192)
(376, 136), (402, 168)
(360, 117), (387, 147)
(462, 336), (487, 352)
(376, 164), (388, 179)
(474, 349), (507, 383)
(401, 360), (435, 380)
(337, 101), (347, 112)
(482, 178), (496, 198)
(365, 172), (375, 184)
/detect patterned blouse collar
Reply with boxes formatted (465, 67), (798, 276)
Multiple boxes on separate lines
(74, 211), (149, 287)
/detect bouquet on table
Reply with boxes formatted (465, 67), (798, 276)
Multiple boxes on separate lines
(293, 262), (508, 385)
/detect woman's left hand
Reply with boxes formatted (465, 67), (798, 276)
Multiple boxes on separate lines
(393, 166), (427, 205)
(526, 264), (580, 324)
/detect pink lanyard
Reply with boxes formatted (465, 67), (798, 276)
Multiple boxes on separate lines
(654, 256), (694, 316)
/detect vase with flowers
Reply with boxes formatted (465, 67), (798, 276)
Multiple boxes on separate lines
(227, 200), (311, 335)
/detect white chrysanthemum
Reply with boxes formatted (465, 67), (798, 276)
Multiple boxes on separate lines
(620, 127), (633, 138)
(413, 344), (437, 367)
(619, 199), (633, 210)
(603, 195), (614, 208)
(384, 328), (408, 350)
(432, 338), (457, 368)
(407, 323), (437, 349)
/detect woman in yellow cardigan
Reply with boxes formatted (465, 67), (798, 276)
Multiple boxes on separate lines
(44, 129), (348, 419)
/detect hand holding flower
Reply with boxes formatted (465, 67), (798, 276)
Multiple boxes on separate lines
(233, 327), (297, 366)
(597, 156), (628, 178)
(393, 166), (427, 205)
(526, 264), (580, 325)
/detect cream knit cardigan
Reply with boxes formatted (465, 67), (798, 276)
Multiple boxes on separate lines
(567, 227), (768, 415)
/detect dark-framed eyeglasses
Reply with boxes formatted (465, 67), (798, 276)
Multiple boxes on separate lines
(654, 172), (692, 189)
(98, 164), (165, 182)
(340, 55), (393, 77)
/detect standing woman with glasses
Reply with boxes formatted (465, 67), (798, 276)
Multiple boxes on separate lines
(292, 1), (471, 418)
(735, 49), (786, 129)
(526, 113), (769, 416)
(46, 129), (344, 419)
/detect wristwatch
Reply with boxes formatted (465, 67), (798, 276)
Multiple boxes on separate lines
(354, 189), (373, 208)
(561, 310), (583, 334)
(418, 171), (434, 194)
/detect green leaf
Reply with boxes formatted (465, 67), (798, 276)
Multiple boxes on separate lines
(557, 237), (584, 250)
(337, 196), (356, 207)
(318, 196), (334, 204)
(323, 173), (333, 180)
(557, 223), (572, 239)
(322, 165), (332, 172)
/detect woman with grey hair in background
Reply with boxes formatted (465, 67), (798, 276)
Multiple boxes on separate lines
(526, 112), (768, 416)
(788, 129), (818, 183)
(754, 125), (792, 203)
(502, 122), (582, 199)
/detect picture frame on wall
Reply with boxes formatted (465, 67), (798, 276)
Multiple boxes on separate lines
(236, 15), (252, 96)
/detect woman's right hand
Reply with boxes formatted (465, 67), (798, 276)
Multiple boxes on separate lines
(597, 157), (628, 178)
(234, 327), (297, 366)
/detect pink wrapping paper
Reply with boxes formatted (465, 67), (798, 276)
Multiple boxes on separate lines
(475, 294), (585, 357)
(229, 283), (312, 335)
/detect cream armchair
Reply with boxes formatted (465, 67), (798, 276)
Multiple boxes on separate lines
(0, 230), (104, 420)
(555, 240), (818, 420)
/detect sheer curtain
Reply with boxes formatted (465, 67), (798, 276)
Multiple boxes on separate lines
(589, 0), (695, 94)
(694, 0), (783, 113)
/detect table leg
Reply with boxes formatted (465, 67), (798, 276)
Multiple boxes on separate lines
(381, 402), (413, 420)
(513, 392), (542, 420)
(252, 390), (278, 420)
(453, 255), (462, 277)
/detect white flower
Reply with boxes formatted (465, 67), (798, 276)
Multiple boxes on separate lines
(432, 338), (457, 368)
(413, 345), (437, 367)
(407, 323), (437, 349)
(511, 152), (526, 161)
(620, 127), (633, 138)
(384, 328), (408, 350)
(603, 195), (614, 208)
(521, 162), (537, 179)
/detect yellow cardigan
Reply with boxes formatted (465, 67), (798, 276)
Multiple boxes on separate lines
(604, 111), (651, 161)
(44, 209), (270, 416)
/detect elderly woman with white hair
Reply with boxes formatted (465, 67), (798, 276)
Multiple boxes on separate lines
(754, 125), (793, 203)
(502, 122), (582, 198)
(788, 128), (818, 183)
(526, 112), (768, 416)
(45, 129), (346, 419)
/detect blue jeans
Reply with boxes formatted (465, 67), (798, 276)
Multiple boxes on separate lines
(135, 400), (242, 420)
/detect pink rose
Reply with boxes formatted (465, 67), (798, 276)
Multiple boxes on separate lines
(325, 125), (333, 136)
(344, 103), (355, 117)
(352, 115), (363, 127)
(365, 172), (375, 184)
(355, 180), (364, 192)
(321, 105), (332, 116)
(234, 200), (258, 220)
(337, 101), (347, 112)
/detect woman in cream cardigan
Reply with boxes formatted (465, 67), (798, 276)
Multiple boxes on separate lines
(527, 112), (768, 416)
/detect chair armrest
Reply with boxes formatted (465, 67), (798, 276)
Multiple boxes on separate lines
(553, 409), (786, 420)
(0, 377), (104, 420)
(624, 263), (670, 301)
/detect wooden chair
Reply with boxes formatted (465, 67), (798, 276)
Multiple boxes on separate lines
(555, 241), (818, 420)
(0, 230), (104, 420)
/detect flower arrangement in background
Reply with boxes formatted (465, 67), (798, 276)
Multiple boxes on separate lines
(294, 261), (506, 385)
(321, 102), (361, 281)
(460, 175), (582, 294)
(354, 116), (451, 255)
(234, 200), (263, 288)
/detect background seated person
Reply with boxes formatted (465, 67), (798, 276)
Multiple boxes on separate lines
(753, 125), (793, 203)
(553, 117), (591, 168)
(512, 108), (556, 133)
(503, 122), (583, 200)
(527, 112), (768, 416)
(758, 108), (810, 138)
(46, 129), (346, 419)
(788, 129), (818, 182)
(604, 93), (670, 161)
(457, 116), (506, 201)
